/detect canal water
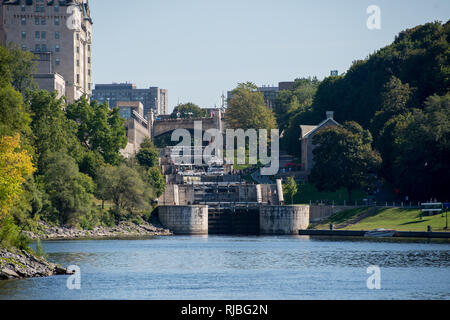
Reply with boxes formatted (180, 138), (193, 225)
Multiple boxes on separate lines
(0, 236), (449, 300)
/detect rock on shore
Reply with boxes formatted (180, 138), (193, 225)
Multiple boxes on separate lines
(25, 221), (172, 240)
(0, 247), (70, 280)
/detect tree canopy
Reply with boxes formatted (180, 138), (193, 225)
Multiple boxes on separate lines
(171, 103), (207, 119)
(226, 82), (277, 131)
(309, 122), (382, 202)
(67, 98), (128, 165)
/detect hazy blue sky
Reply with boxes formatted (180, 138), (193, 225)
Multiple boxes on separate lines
(90, 0), (450, 113)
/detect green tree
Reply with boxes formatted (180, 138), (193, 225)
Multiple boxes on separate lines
(381, 94), (450, 200)
(67, 98), (127, 165)
(78, 150), (105, 179)
(41, 153), (94, 226)
(310, 21), (449, 129)
(283, 177), (298, 205)
(0, 44), (36, 93)
(371, 76), (412, 139)
(28, 90), (81, 170)
(136, 138), (160, 168)
(7, 45), (37, 93)
(0, 135), (35, 219)
(226, 82), (277, 131)
(146, 166), (166, 198)
(309, 122), (382, 202)
(0, 85), (31, 138)
(0, 45), (32, 140)
(96, 165), (154, 220)
(273, 77), (319, 132)
(171, 102), (207, 119)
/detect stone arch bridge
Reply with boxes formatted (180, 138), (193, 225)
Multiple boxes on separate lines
(150, 114), (223, 139)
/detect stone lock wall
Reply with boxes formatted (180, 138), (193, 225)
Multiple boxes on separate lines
(158, 205), (208, 235)
(259, 205), (310, 235)
(159, 205), (321, 235)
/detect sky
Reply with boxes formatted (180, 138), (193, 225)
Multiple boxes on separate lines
(89, 0), (450, 113)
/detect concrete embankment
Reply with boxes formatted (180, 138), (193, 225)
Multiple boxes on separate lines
(298, 230), (450, 239)
(26, 221), (172, 240)
(0, 247), (70, 280)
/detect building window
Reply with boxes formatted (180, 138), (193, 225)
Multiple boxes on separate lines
(88, 83), (91, 90)
(55, 18), (60, 25)
(21, 31), (26, 39)
(41, 44), (47, 52)
(77, 74), (80, 84)
(54, 5), (59, 12)
(55, 32), (60, 39)
(88, 57), (91, 64)
(21, 18), (26, 25)
(35, 31), (40, 39)
(76, 33), (79, 40)
(76, 59), (79, 67)
(35, 44), (41, 52)
(41, 31), (46, 39)
(21, 4), (25, 12)
(88, 69), (91, 76)
(55, 45), (60, 52)
(88, 45), (91, 52)
(35, 17), (39, 25)
(41, 18), (46, 25)
(55, 58), (60, 66)
(76, 46), (79, 54)
(21, 44), (27, 51)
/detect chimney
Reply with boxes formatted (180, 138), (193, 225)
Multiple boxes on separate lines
(326, 111), (334, 120)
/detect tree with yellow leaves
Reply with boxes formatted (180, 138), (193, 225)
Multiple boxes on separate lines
(0, 134), (35, 220)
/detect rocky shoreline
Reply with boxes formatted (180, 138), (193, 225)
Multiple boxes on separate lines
(1, 221), (172, 280)
(0, 247), (70, 280)
(25, 221), (173, 240)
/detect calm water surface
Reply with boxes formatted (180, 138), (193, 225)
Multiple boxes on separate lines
(0, 235), (449, 300)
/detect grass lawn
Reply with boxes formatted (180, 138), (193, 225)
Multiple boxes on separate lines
(313, 207), (371, 229)
(293, 183), (366, 204)
(341, 208), (450, 232)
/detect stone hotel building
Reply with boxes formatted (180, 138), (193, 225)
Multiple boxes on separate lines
(0, 0), (93, 102)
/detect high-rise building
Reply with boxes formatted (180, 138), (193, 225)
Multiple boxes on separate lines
(0, 0), (93, 102)
(92, 83), (169, 117)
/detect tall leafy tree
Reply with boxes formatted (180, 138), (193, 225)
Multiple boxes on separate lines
(0, 135), (35, 219)
(226, 82), (277, 131)
(274, 77), (319, 132)
(283, 177), (298, 205)
(96, 165), (154, 219)
(67, 98), (127, 165)
(309, 122), (382, 202)
(381, 94), (450, 200)
(371, 76), (412, 139)
(310, 21), (449, 129)
(146, 166), (166, 198)
(0, 44), (36, 93)
(136, 138), (160, 168)
(42, 153), (94, 226)
(28, 90), (81, 170)
(7, 45), (37, 93)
